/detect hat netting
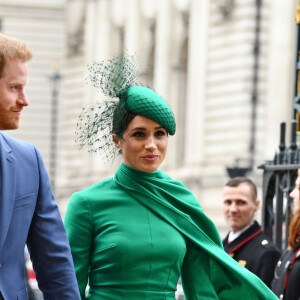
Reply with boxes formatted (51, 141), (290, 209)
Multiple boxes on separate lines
(76, 53), (175, 163)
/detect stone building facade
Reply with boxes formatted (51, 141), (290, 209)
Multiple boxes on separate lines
(60, 0), (297, 234)
(0, 0), (65, 192)
(0, 0), (297, 235)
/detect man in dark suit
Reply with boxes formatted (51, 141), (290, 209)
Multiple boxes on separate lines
(222, 177), (281, 288)
(0, 33), (80, 299)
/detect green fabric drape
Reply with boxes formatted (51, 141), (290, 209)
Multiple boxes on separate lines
(114, 163), (278, 300)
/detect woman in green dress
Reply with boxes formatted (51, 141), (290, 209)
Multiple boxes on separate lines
(64, 55), (278, 300)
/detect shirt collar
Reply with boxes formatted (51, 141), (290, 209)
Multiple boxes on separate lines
(228, 222), (254, 242)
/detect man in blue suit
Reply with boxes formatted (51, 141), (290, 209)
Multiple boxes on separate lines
(0, 33), (80, 299)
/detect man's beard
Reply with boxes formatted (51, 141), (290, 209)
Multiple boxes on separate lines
(0, 105), (21, 130)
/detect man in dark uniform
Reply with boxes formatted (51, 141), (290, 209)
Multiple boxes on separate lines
(222, 177), (281, 288)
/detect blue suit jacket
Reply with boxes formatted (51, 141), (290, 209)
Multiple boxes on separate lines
(0, 132), (80, 299)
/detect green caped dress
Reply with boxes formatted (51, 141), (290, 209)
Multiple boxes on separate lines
(64, 163), (278, 300)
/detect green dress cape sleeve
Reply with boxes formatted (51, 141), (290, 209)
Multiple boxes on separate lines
(114, 163), (278, 300)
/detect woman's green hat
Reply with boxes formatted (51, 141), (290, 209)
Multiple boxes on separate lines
(120, 86), (175, 135)
(76, 54), (176, 162)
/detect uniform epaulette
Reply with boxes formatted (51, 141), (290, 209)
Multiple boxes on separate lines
(260, 238), (274, 249)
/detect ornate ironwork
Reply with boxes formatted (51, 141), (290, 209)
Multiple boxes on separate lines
(259, 121), (300, 250)
(259, 2), (300, 250)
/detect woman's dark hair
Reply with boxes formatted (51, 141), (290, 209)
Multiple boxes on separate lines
(288, 209), (300, 249)
(112, 102), (137, 138)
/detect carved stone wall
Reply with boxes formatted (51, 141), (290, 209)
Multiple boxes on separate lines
(1, 0), (297, 236)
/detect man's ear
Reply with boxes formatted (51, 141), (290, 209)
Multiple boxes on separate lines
(254, 199), (260, 212)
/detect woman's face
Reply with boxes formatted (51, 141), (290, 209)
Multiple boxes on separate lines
(113, 115), (168, 173)
(290, 169), (300, 212)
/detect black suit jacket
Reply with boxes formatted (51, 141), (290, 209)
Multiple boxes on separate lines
(223, 221), (281, 288)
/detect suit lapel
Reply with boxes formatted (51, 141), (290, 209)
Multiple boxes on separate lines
(223, 222), (261, 253)
(0, 133), (16, 251)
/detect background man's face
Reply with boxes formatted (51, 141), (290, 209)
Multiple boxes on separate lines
(222, 183), (259, 233)
(0, 58), (29, 130)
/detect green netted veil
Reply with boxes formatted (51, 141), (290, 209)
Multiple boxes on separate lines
(75, 54), (176, 163)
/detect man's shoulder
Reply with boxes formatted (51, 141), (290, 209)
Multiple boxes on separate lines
(234, 232), (280, 262)
(226, 222), (280, 254)
(247, 225), (281, 256)
(0, 131), (34, 150)
(254, 231), (279, 251)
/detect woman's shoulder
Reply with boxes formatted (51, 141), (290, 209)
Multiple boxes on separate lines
(75, 177), (116, 196)
(87, 177), (116, 190)
(290, 246), (300, 267)
(280, 247), (300, 261)
(70, 177), (119, 200)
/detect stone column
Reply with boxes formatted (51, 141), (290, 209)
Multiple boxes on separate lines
(84, 0), (114, 178)
(265, 0), (296, 158)
(125, 0), (141, 53)
(184, 0), (210, 169)
(168, 9), (188, 168)
(153, 0), (172, 96)
(153, 0), (174, 167)
(85, 0), (111, 64)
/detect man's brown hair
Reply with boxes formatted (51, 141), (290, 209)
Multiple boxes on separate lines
(0, 33), (32, 78)
(225, 177), (257, 201)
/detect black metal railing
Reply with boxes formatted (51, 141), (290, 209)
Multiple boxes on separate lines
(259, 121), (300, 250)
(259, 2), (300, 250)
